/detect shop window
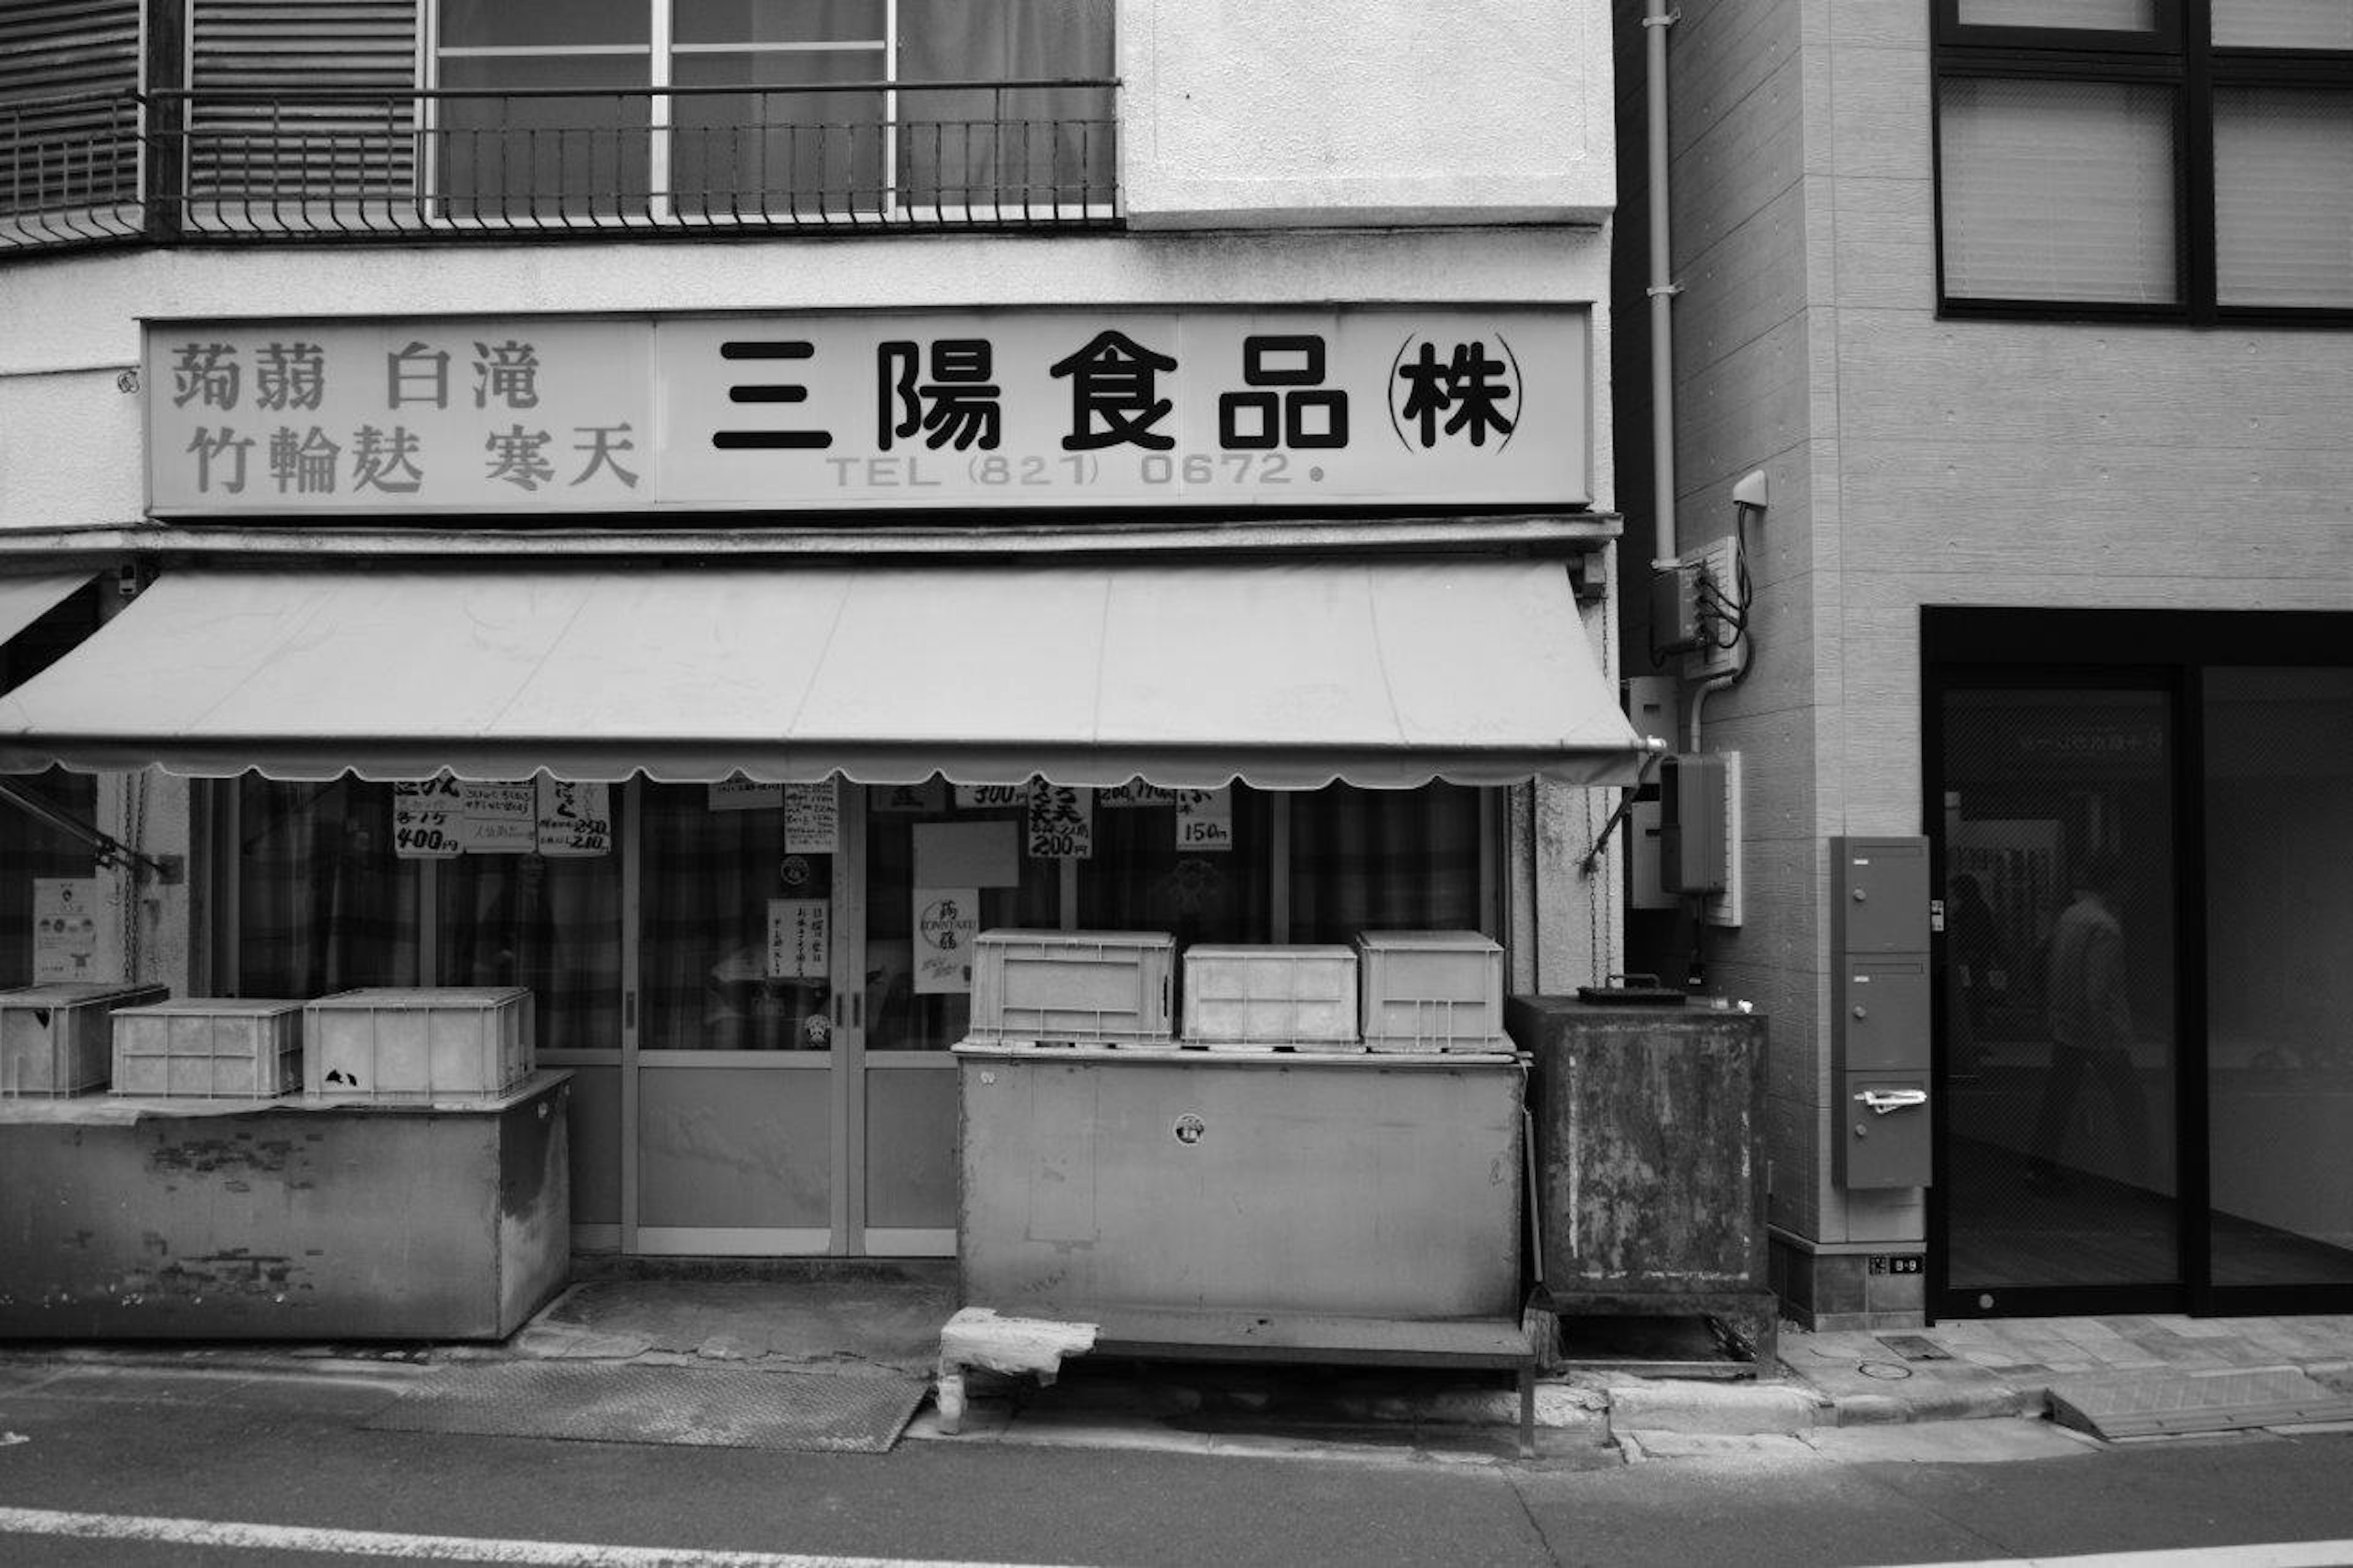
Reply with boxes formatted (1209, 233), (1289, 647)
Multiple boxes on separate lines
(433, 0), (1113, 218)
(0, 770), (100, 988)
(640, 781), (833, 1052)
(1289, 782), (1486, 945)
(236, 777), (421, 995)
(1933, 1), (2353, 321)
(1076, 788), (1274, 950)
(438, 854), (622, 1053)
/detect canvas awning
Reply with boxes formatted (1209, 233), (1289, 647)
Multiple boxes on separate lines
(0, 570), (95, 654)
(0, 559), (1653, 789)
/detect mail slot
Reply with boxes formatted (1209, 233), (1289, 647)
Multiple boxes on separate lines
(1834, 955), (1931, 1074)
(1836, 1071), (1931, 1189)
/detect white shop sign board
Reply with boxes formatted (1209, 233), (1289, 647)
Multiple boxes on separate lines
(145, 308), (1589, 515)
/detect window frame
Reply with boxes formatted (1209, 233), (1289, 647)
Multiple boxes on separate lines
(1931, 0), (2353, 327)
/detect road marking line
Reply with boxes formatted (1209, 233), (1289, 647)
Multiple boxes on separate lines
(1873, 1542), (2353, 1568)
(0, 1506), (1094, 1568)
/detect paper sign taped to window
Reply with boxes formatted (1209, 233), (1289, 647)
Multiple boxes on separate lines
(1099, 781), (1176, 808)
(461, 779), (537, 853)
(32, 877), (100, 982)
(537, 779), (612, 856)
(710, 778), (784, 812)
(784, 783), (838, 854)
(871, 781), (946, 813)
(1175, 787), (1233, 852)
(1027, 784), (1093, 860)
(394, 778), (462, 859)
(767, 898), (829, 980)
(914, 887), (979, 995)
(953, 784), (1030, 810)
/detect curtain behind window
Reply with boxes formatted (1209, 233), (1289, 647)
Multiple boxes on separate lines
(439, 852), (622, 1051)
(237, 776), (419, 996)
(899, 0), (1114, 210)
(1290, 783), (1483, 945)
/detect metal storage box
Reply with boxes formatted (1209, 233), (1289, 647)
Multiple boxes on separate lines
(969, 931), (1174, 1043)
(1, 983), (170, 1097)
(1355, 931), (1506, 1051)
(304, 987), (534, 1099)
(112, 998), (305, 1099)
(1181, 944), (1359, 1048)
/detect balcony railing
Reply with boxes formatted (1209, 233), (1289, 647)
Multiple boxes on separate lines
(2, 80), (1118, 251)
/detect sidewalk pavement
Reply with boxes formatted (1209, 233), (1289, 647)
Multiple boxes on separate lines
(13, 1262), (2353, 1460)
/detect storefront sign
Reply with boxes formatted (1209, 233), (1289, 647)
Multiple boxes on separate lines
(461, 780), (537, 853)
(953, 784), (1029, 810)
(1100, 781), (1177, 808)
(783, 783), (838, 854)
(1027, 784), (1093, 860)
(145, 307), (1589, 516)
(393, 779), (462, 859)
(32, 878), (100, 982)
(767, 898), (829, 981)
(871, 782), (948, 813)
(914, 888), (979, 994)
(709, 779), (784, 812)
(1175, 788), (1233, 852)
(536, 779), (612, 856)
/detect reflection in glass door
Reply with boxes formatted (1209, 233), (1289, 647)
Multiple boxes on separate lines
(1937, 684), (2180, 1310)
(2204, 669), (2353, 1292)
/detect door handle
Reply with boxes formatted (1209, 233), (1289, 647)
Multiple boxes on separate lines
(1852, 1088), (1928, 1115)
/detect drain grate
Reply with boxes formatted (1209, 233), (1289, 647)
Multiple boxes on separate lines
(2047, 1365), (2353, 1439)
(366, 1362), (927, 1453)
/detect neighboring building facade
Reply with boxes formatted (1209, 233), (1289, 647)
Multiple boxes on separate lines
(1615, 0), (2353, 1325)
(0, 3), (1635, 1268)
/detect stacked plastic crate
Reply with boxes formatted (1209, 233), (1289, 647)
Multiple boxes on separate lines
(1354, 931), (1509, 1053)
(111, 998), (305, 1099)
(969, 932), (1175, 1047)
(0, 982), (170, 1096)
(1179, 944), (1360, 1052)
(302, 987), (536, 1099)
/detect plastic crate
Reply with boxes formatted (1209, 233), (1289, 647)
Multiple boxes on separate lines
(1181, 945), (1360, 1048)
(969, 931), (1174, 1043)
(111, 998), (305, 1099)
(303, 987), (534, 1099)
(1355, 931), (1507, 1053)
(0, 983), (171, 1097)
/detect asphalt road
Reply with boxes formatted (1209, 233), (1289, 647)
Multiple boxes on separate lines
(6, 1356), (2353, 1567)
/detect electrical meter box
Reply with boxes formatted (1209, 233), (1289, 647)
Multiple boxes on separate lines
(1660, 754), (1727, 896)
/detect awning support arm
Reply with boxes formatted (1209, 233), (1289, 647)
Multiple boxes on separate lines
(1578, 741), (1668, 877)
(0, 779), (181, 883)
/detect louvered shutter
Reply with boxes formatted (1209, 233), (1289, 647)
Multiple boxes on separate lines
(0, 0), (143, 228)
(186, 0), (420, 206)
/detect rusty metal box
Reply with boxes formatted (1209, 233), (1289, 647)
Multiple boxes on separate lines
(112, 998), (305, 1099)
(0, 983), (171, 1097)
(1509, 996), (1768, 1300)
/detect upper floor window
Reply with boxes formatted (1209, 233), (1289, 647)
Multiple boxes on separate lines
(432, 0), (1115, 222)
(1933, 0), (2353, 322)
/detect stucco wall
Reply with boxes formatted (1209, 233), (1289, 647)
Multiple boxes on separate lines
(1120, 0), (1614, 227)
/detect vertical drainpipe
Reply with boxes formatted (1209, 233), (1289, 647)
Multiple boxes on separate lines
(1643, 3), (1678, 576)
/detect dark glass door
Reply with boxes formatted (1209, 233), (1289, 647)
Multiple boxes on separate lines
(1934, 681), (2181, 1314)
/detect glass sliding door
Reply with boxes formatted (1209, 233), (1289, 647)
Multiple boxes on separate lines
(2203, 668), (2353, 1291)
(1936, 683), (2181, 1311)
(633, 779), (844, 1254)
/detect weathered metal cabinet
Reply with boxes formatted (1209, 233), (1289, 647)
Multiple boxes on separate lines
(0, 1072), (571, 1339)
(957, 1043), (1523, 1320)
(1507, 998), (1773, 1357)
